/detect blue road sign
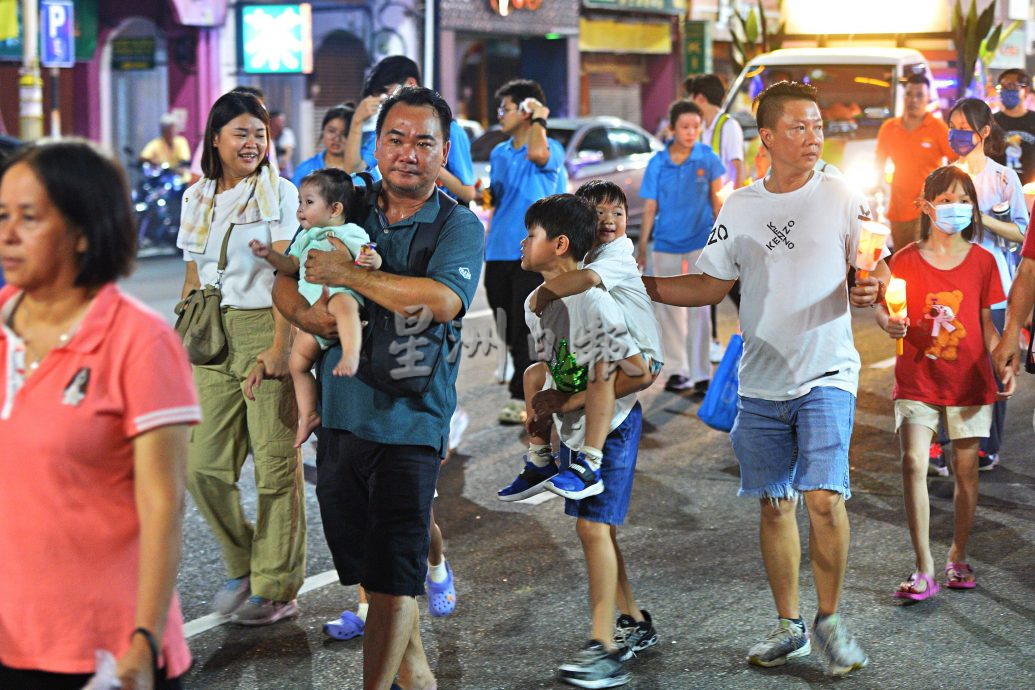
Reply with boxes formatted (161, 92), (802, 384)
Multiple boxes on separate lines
(40, 0), (75, 68)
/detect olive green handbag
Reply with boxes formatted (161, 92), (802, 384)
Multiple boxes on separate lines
(174, 224), (234, 365)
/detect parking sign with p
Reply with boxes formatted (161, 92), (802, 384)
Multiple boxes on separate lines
(41, 0), (75, 68)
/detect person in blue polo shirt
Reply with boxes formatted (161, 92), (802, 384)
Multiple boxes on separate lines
(636, 99), (724, 393)
(345, 55), (477, 204)
(487, 78), (568, 425)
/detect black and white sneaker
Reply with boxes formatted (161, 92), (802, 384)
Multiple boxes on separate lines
(614, 609), (659, 660)
(557, 640), (631, 688)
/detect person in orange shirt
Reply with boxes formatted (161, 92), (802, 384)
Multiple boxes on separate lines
(876, 72), (956, 251)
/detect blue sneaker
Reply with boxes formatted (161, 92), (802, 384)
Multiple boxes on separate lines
(546, 454), (604, 500)
(497, 457), (558, 502)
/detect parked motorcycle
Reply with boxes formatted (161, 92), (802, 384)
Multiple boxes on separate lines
(125, 151), (187, 257)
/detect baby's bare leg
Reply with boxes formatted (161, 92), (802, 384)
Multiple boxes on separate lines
(328, 293), (363, 376)
(290, 332), (323, 447)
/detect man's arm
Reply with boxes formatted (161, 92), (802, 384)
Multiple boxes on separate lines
(272, 273), (338, 339)
(731, 158), (745, 188)
(993, 256), (1035, 375)
(642, 273), (735, 307)
(305, 238), (463, 323)
(524, 99), (551, 166)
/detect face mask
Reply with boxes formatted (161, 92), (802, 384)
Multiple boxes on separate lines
(948, 128), (978, 156)
(1001, 88), (1022, 110)
(933, 202), (973, 234)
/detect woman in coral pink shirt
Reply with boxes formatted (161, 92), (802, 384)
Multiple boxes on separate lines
(0, 140), (200, 689)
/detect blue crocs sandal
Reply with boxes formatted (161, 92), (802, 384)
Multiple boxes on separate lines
(323, 610), (364, 640)
(427, 562), (456, 617)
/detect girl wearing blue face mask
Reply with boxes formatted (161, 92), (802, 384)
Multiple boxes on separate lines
(876, 165), (1015, 600)
(946, 97), (1028, 471)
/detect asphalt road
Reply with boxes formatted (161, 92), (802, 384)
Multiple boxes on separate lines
(122, 257), (1035, 689)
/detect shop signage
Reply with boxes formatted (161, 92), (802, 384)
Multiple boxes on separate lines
(583, 0), (686, 14)
(238, 3), (313, 74)
(112, 37), (155, 71)
(490, 0), (543, 15)
(684, 19), (712, 75)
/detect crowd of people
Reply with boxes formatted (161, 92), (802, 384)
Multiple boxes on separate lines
(2, 52), (1035, 690)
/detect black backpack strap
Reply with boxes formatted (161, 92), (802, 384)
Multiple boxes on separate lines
(407, 189), (458, 276)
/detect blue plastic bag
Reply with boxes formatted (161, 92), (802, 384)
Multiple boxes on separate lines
(697, 333), (743, 432)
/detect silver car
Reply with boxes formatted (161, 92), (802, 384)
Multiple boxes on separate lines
(470, 116), (664, 239)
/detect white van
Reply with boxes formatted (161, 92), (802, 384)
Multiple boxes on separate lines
(720, 47), (939, 216)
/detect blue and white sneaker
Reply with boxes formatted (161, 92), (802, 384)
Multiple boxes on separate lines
(497, 457), (558, 502)
(546, 453), (604, 500)
(813, 613), (868, 676)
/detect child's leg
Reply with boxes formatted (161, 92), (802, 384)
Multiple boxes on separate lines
(612, 525), (645, 624)
(948, 437), (980, 565)
(328, 293), (363, 376)
(900, 424), (936, 577)
(428, 504), (444, 568)
(583, 355), (650, 454)
(524, 362), (550, 446)
(289, 333), (323, 447)
(576, 517), (620, 650)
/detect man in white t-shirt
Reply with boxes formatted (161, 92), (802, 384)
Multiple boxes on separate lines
(643, 81), (888, 677)
(687, 74), (745, 188)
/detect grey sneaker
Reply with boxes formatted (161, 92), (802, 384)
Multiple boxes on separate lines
(812, 613), (869, 676)
(614, 610), (658, 661)
(212, 575), (250, 615)
(557, 640), (631, 688)
(747, 618), (811, 667)
(230, 596), (299, 626)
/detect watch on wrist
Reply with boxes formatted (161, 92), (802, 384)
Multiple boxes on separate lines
(531, 117), (548, 129)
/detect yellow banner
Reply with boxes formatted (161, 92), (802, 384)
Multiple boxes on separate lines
(0, 0), (17, 42)
(578, 17), (671, 55)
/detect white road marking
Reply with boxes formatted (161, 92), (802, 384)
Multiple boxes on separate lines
(868, 356), (897, 370)
(184, 569), (342, 638)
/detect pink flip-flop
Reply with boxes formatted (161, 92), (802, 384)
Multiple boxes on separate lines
(894, 572), (941, 601)
(946, 562), (977, 589)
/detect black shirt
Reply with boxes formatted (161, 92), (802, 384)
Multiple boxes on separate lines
(993, 110), (1035, 185)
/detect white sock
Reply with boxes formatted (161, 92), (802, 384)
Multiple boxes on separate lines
(356, 602), (369, 623)
(580, 446), (603, 471)
(528, 443), (553, 467)
(427, 558), (449, 583)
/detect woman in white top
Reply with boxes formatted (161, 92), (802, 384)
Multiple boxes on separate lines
(947, 97), (1028, 468)
(177, 91), (306, 626)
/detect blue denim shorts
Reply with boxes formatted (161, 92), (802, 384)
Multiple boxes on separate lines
(559, 402), (642, 525)
(729, 386), (855, 500)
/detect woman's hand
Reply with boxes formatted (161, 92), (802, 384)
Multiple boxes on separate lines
(529, 286), (556, 317)
(255, 345), (291, 381)
(115, 634), (155, 690)
(884, 315), (909, 339)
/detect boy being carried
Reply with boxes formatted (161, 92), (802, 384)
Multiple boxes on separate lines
(497, 181), (662, 501)
(513, 194), (656, 688)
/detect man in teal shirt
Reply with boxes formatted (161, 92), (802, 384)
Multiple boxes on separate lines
(273, 86), (483, 690)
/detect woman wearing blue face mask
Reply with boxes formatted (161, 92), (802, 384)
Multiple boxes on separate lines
(876, 165), (1015, 599)
(945, 97), (1027, 471)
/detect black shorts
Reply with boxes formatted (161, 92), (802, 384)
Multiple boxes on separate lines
(315, 428), (440, 596)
